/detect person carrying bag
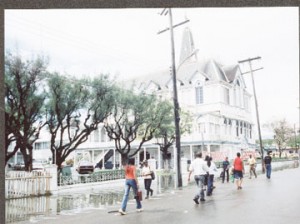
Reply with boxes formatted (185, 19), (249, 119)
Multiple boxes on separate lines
(141, 160), (154, 199)
(118, 158), (143, 215)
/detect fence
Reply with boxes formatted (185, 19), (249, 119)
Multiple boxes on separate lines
(59, 169), (140, 186)
(5, 170), (52, 199)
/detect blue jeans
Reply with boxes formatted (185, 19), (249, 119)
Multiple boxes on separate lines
(266, 164), (272, 178)
(207, 175), (214, 195)
(121, 179), (142, 211)
(194, 175), (205, 200)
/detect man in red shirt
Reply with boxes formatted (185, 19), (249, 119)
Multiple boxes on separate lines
(233, 152), (245, 190)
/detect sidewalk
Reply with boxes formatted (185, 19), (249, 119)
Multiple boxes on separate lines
(15, 167), (300, 224)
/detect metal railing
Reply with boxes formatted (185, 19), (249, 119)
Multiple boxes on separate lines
(59, 169), (142, 186)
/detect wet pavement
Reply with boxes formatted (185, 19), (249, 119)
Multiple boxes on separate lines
(9, 166), (300, 224)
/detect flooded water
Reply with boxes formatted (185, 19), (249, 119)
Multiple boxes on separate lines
(6, 174), (178, 223)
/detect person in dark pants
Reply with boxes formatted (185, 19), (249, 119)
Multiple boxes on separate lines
(233, 152), (244, 190)
(141, 160), (153, 199)
(222, 157), (230, 183)
(206, 156), (218, 196)
(264, 151), (272, 179)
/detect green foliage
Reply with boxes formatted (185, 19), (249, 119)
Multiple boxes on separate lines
(45, 73), (116, 170)
(4, 52), (48, 169)
(104, 89), (173, 163)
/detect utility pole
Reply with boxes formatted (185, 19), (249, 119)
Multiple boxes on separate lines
(238, 56), (265, 173)
(158, 8), (189, 188)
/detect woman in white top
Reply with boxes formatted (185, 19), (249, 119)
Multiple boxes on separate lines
(141, 160), (153, 199)
(205, 156), (218, 196)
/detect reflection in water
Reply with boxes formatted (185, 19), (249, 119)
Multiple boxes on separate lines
(6, 174), (176, 223)
(6, 196), (51, 223)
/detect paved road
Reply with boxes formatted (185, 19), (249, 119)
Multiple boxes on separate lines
(15, 167), (300, 224)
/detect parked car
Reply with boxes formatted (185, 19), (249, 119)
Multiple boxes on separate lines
(76, 160), (94, 174)
(104, 161), (113, 169)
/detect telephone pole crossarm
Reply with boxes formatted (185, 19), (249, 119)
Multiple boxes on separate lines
(157, 19), (190, 35)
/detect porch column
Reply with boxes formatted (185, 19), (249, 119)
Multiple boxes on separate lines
(173, 145), (177, 172)
(102, 149), (105, 170)
(113, 148), (116, 169)
(157, 146), (161, 170)
(189, 145), (193, 161)
(207, 144), (211, 155)
(143, 147), (147, 162)
(92, 149), (95, 164)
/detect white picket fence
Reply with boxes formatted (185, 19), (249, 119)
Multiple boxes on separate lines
(5, 170), (52, 199)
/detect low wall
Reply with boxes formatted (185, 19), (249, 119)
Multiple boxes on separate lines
(7, 159), (294, 197)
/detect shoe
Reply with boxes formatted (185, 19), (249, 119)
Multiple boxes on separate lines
(145, 196), (149, 199)
(137, 208), (143, 212)
(118, 209), (126, 215)
(200, 198), (205, 202)
(193, 198), (199, 204)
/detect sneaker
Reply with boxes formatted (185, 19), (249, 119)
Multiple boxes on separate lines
(137, 208), (143, 212)
(118, 209), (126, 215)
(193, 198), (199, 204)
(200, 198), (205, 202)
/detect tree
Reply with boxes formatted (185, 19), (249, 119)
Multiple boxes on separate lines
(5, 53), (48, 170)
(155, 109), (192, 169)
(104, 89), (172, 164)
(271, 119), (293, 157)
(46, 73), (115, 171)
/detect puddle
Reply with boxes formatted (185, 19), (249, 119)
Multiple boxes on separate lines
(6, 174), (177, 223)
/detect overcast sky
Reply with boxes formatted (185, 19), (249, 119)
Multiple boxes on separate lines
(4, 7), (299, 136)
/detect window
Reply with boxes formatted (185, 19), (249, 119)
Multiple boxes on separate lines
(94, 128), (100, 142)
(195, 86), (203, 104)
(35, 142), (50, 150)
(223, 87), (230, 104)
(240, 121), (243, 134)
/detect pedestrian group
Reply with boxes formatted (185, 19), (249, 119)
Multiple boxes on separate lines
(118, 150), (273, 214)
(188, 150), (272, 205)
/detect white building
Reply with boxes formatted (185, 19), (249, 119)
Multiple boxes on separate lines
(31, 27), (256, 170)
(128, 27), (256, 163)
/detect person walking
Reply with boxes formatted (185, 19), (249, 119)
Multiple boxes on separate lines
(206, 156), (218, 196)
(248, 154), (257, 178)
(222, 156), (230, 183)
(141, 160), (153, 199)
(118, 158), (142, 215)
(233, 152), (245, 190)
(188, 152), (209, 203)
(264, 151), (272, 179)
